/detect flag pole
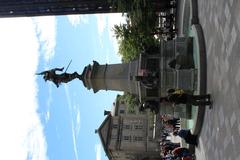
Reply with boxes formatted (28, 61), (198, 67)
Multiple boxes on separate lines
(64, 59), (72, 73)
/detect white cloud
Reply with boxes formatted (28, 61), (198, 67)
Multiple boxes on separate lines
(105, 49), (110, 64)
(95, 144), (102, 160)
(75, 109), (81, 135)
(64, 85), (72, 110)
(95, 14), (107, 38)
(46, 86), (53, 107)
(106, 13), (126, 55)
(67, 15), (89, 27)
(33, 16), (57, 62)
(0, 17), (49, 160)
(63, 86), (81, 136)
(45, 111), (50, 122)
(95, 14), (107, 49)
(64, 85), (79, 160)
(95, 13), (126, 59)
(71, 122), (79, 160)
(44, 86), (52, 123)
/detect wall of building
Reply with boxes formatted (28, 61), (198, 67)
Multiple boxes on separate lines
(108, 114), (160, 160)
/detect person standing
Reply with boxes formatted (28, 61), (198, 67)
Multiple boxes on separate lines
(173, 129), (198, 146)
(160, 88), (212, 106)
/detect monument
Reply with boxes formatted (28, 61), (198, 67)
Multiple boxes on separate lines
(36, 67), (82, 88)
(38, 36), (195, 118)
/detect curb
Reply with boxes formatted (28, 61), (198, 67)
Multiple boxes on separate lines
(190, 0), (207, 136)
(191, 24), (207, 135)
(176, 0), (185, 36)
(190, 0), (199, 24)
(178, 0), (207, 135)
(175, 0), (207, 148)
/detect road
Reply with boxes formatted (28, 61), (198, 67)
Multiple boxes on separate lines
(195, 0), (240, 159)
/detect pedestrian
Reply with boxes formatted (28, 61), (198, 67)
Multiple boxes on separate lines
(139, 100), (159, 114)
(160, 88), (212, 106)
(172, 147), (193, 159)
(165, 118), (180, 126)
(173, 129), (198, 145)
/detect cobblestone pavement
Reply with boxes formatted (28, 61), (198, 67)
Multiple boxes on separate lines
(195, 0), (240, 159)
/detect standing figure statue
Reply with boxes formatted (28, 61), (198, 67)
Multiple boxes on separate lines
(37, 67), (82, 88)
(134, 71), (159, 89)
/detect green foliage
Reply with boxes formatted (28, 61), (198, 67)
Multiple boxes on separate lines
(113, 22), (143, 62)
(118, 38), (140, 62)
(118, 93), (139, 114)
(113, 17), (158, 62)
(110, 0), (159, 62)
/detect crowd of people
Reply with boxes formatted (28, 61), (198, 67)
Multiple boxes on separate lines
(136, 73), (211, 157)
(160, 115), (196, 160)
(136, 76), (212, 160)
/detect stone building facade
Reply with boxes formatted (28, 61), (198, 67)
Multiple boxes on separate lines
(97, 96), (161, 160)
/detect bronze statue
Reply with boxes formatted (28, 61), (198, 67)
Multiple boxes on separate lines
(37, 67), (82, 88)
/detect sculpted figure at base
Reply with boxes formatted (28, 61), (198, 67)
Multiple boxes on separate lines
(37, 67), (82, 88)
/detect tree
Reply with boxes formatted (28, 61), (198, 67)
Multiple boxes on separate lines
(110, 0), (160, 62)
(118, 93), (140, 114)
(113, 18), (158, 62)
(113, 21), (144, 62)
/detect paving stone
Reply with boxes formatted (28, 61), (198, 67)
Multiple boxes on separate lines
(195, 0), (240, 159)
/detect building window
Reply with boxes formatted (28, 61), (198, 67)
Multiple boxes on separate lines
(124, 125), (131, 129)
(123, 136), (131, 141)
(133, 136), (143, 141)
(134, 125), (143, 130)
(148, 137), (153, 141)
(112, 124), (118, 129)
(130, 120), (143, 124)
(120, 110), (125, 114)
(111, 135), (118, 140)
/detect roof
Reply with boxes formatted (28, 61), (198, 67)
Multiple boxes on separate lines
(97, 114), (112, 159)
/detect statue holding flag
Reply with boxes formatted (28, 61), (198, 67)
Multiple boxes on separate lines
(36, 60), (82, 88)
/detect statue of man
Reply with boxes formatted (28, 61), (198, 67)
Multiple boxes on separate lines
(37, 67), (82, 88)
(134, 74), (159, 89)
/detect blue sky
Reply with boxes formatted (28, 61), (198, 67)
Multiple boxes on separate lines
(0, 14), (125, 160)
